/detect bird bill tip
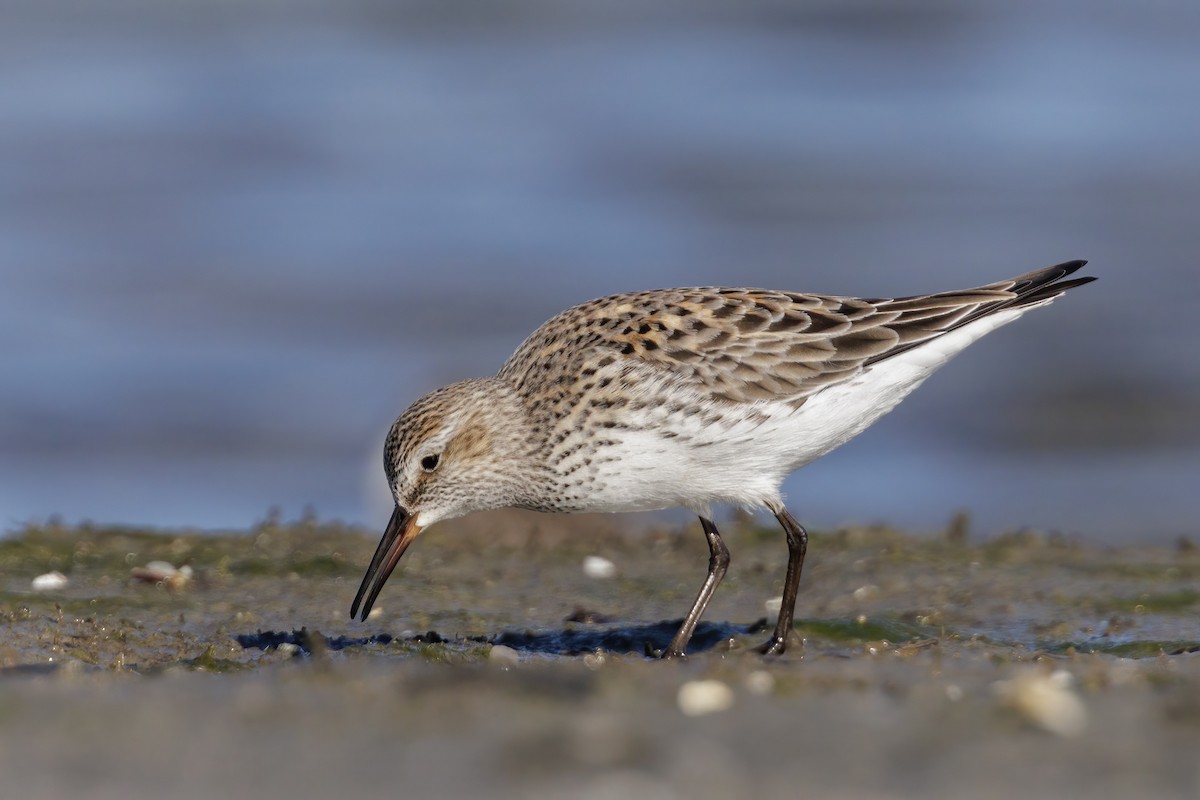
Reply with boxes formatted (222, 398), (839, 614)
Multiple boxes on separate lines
(350, 505), (423, 621)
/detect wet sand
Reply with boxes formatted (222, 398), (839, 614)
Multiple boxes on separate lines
(1, 512), (1197, 799)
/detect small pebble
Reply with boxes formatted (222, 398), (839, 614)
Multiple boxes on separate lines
(677, 679), (735, 716)
(852, 584), (880, 602)
(130, 561), (193, 588)
(31, 571), (68, 591)
(582, 555), (616, 579)
(743, 670), (776, 696)
(488, 644), (520, 667)
(995, 668), (1088, 738)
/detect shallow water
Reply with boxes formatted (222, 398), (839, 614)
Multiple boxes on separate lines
(2, 1), (1199, 539)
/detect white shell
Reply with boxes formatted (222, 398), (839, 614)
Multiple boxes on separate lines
(582, 555), (617, 579)
(31, 571), (68, 591)
(994, 668), (1088, 737)
(677, 679), (735, 716)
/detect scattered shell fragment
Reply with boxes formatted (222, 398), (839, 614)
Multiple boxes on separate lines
(31, 571), (68, 591)
(582, 555), (616, 579)
(131, 560), (194, 589)
(994, 668), (1088, 738)
(764, 596), (783, 614)
(677, 679), (735, 716)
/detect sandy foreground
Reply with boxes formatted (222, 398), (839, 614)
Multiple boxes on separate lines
(1, 511), (1197, 799)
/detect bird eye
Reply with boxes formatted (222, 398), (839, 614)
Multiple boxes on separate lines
(420, 453), (441, 472)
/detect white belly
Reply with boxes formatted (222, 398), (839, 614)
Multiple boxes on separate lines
(577, 306), (1034, 515)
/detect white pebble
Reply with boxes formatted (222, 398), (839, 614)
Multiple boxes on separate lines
(582, 555), (616, 579)
(994, 668), (1088, 738)
(488, 644), (520, 667)
(852, 584), (880, 602)
(31, 571), (68, 591)
(743, 670), (776, 696)
(677, 679), (735, 716)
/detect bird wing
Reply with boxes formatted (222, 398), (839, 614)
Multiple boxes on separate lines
(498, 260), (1092, 406)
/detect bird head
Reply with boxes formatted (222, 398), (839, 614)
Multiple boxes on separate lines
(350, 377), (532, 621)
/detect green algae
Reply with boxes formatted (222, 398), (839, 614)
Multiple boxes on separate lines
(1044, 640), (1200, 658)
(794, 616), (948, 645)
(183, 645), (251, 673)
(1091, 589), (1200, 614)
(390, 641), (491, 664)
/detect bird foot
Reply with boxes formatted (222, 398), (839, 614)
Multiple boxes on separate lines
(756, 636), (789, 656)
(651, 643), (687, 660)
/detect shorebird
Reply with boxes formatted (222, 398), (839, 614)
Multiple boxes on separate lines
(352, 260), (1094, 657)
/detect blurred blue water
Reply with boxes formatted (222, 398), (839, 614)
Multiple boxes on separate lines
(2, 1), (1198, 540)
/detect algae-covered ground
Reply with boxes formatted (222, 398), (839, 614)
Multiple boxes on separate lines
(1, 511), (1198, 799)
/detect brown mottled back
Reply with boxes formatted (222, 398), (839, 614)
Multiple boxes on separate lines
(498, 261), (1092, 407)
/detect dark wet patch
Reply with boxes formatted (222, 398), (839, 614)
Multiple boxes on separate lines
(236, 628), (416, 653)
(490, 619), (764, 656)
(236, 620), (764, 659)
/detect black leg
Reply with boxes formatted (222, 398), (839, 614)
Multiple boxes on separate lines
(758, 507), (808, 655)
(662, 516), (730, 659)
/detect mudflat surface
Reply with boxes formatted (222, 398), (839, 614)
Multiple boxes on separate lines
(1, 512), (1198, 799)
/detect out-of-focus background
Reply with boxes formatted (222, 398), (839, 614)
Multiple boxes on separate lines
(2, 0), (1197, 540)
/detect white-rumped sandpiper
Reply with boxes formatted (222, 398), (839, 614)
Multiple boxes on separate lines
(352, 260), (1094, 657)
